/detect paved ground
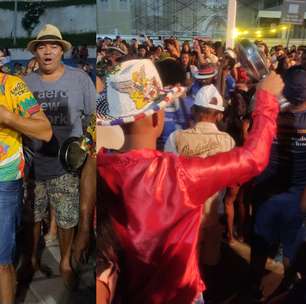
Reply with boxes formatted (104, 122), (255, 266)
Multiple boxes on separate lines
(14, 237), (283, 304)
(201, 239), (284, 304)
(16, 239), (95, 304)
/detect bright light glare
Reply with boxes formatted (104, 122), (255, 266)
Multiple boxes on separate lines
(233, 28), (240, 38)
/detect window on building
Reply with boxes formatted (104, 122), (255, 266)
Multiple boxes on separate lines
(147, 0), (163, 17)
(100, 0), (109, 9)
(263, 0), (282, 9)
(119, 0), (128, 10)
(206, 0), (227, 9)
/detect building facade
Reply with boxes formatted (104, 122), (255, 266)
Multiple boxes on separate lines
(131, 0), (228, 39)
(97, 0), (132, 35)
(97, 0), (306, 43)
(97, 0), (266, 39)
(97, 0), (230, 38)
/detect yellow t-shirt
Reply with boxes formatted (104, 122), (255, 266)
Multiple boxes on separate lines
(0, 73), (41, 181)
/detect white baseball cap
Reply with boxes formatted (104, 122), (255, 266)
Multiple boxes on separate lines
(194, 84), (224, 112)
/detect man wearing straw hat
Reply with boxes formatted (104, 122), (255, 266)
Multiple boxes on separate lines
(97, 58), (283, 303)
(21, 24), (95, 286)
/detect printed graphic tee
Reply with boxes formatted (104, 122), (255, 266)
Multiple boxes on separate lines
(253, 109), (306, 202)
(24, 65), (95, 180)
(0, 73), (40, 181)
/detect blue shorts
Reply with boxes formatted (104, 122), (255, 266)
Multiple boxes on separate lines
(0, 179), (22, 265)
(292, 220), (306, 259)
(254, 191), (304, 260)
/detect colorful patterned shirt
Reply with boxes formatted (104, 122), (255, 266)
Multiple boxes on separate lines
(0, 73), (41, 181)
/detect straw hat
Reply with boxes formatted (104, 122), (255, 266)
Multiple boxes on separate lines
(27, 24), (72, 53)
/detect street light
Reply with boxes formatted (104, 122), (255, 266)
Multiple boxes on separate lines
(233, 28), (240, 38)
(226, 0), (237, 48)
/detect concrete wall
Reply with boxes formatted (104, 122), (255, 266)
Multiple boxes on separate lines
(97, 0), (132, 35)
(0, 4), (95, 38)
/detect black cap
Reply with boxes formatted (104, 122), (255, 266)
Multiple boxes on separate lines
(283, 65), (306, 105)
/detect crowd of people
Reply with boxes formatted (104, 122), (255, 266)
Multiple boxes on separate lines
(1, 21), (306, 304)
(97, 34), (306, 304)
(0, 24), (96, 304)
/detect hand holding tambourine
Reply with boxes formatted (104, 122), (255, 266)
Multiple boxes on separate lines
(237, 39), (284, 99)
(237, 39), (270, 81)
(59, 114), (96, 173)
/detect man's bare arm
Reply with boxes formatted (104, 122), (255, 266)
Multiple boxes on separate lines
(0, 106), (52, 142)
(74, 156), (96, 263)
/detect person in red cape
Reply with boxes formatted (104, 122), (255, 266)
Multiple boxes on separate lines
(97, 59), (284, 304)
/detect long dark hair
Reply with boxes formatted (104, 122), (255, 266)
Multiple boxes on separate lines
(223, 90), (251, 146)
(96, 174), (125, 302)
(96, 174), (121, 273)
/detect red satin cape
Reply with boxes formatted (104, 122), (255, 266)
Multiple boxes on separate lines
(98, 90), (279, 303)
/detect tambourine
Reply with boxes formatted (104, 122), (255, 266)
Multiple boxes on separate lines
(59, 114), (96, 173)
(59, 136), (88, 173)
(237, 39), (269, 82)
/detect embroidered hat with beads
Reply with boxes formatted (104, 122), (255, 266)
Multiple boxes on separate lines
(191, 64), (218, 80)
(96, 59), (185, 127)
(97, 59), (185, 150)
